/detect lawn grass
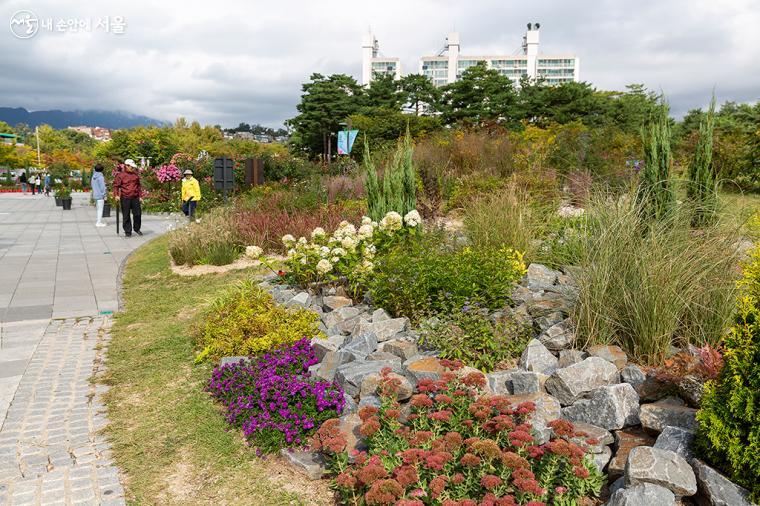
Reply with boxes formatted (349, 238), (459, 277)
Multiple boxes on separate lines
(102, 235), (332, 505)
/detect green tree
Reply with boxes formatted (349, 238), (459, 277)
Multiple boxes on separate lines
(399, 74), (441, 115)
(687, 95), (718, 227)
(363, 130), (416, 221)
(286, 73), (365, 157)
(439, 62), (519, 127)
(364, 73), (404, 111)
(638, 102), (675, 221)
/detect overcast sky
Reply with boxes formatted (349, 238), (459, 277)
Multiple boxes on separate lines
(1, 0), (758, 128)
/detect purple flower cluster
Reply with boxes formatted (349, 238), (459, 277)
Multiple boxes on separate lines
(206, 338), (345, 453)
(154, 163), (182, 183)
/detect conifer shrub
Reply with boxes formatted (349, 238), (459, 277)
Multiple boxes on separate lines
(364, 131), (417, 221)
(696, 246), (760, 501)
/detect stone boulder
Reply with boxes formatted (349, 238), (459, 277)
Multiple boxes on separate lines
(486, 370), (517, 395)
(539, 320), (575, 350)
(625, 446), (697, 497)
(587, 344), (628, 370)
(545, 357), (620, 405)
(592, 446), (612, 473)
(323, 306), (363, 329)
(526, 263), (560, 290)
(692, 459), (754, 506)
(677, 375), (704, 408)
(558, 349), (587, 368)
(506, 392), (561, 445)
(404, 356), (447, 382)
(285, 291), (311, 309)
(554, 421), (613, 454)
(360, 372), (413, 401)
(311, 335), (347, 361)
(311, 350), (354, 382)
(561, 383), (640, 430)
(280, 449), (327, 480)
(511, 371), (544, 395)
(335, 360), (404, 398)
(323, 295), (353, 311)
(360, 317), (409, 342)
(607, 483), (676, 506)
(382, 339), (418, 361)
(219, 356), (250, 367)
(608, 428), (657, 479)
(519, 339), (559, 375)
(639, 398), (698, 433)
(653, 426), (695, 462)
(621, 364), (646, 390)
(341, 332), (378, 359)
(535, 311), (565, 332)
(371, 308), (391, 322)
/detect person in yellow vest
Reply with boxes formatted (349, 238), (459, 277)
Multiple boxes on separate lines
(181, 169), (201, 221)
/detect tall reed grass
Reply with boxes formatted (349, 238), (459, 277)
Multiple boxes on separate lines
(168, 208), (243, 266)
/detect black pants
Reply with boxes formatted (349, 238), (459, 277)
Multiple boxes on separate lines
(120, 197), (141, 235)
(182, 199), (197, 218)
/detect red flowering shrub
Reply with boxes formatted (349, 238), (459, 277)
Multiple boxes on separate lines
(312, 367), (603, 505)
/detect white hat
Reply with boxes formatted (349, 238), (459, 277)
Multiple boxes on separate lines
(124, 159), (137, 168)
(183, 169), (193, 175)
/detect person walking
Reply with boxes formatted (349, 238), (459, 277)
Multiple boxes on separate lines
(44, 173), (51, 196)
(91, 164), (107, 227)
(181, 169), (201, 221)
(113, 159), (142, 237)
(29, 173), (37, 195)
(36, 173), (43, 194)
(18, 170), (27, 194)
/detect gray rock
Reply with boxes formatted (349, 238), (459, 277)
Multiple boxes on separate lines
(367, 351), (401, 362)
(607, 483), (676, 506)
(323, 306), (363, 329)
(507, 393), (561, 444)
(312, 350), (355, 381)
(219, 356), (250, 367)
(361, 318), (409, 342)
(587, 344), (628, 369)
(539, 320), (575, 350)
(486, 370), (517, 395)
(677, 375), (704, 408)
(621, 364), (647, 390)
(273, 288), (296, 303)
(342, 332), (378, 359)
(653, 426), (696, 462)
(592, 446), (612, 472)
(552, 421), (613, 453)
(561, 383), (640, 430)
(535, 311), (565, 331)
(526, 263), (560, 290)
(382, 339), (418, 361)
(692, 459), (754, 506)
(609, 476), (626, 496)
(510, 303), (533, 327)
(404, 356), (447, 382)
(336, 360), (404, 398)
(558, 349), (587, 368)
(285, 291), (311, 308)
(519, 339), (559, 375)
(545, 357), (620, 405)
(640, 398), (698, 433)
(337, 315), (368, 335)
(625, 446), (697, 497)
(312, 335), (347, 361)
(342, 392), (357, 414)
(360, 372), (413, 401)
(511, 371), (542, 395)
(358, 395), (381, 408)
(323, 295), (353, 311)
(371, 308), (391, 322)
(280, 449), (327, 480)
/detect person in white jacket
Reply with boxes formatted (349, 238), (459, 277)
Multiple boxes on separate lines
(91, 164), (108, 227)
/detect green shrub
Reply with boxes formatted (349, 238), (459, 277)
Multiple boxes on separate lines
(419, 307), (532, 372)
(638, 102), (675, 221)
(535, 214), (588, 269)
(573, 194), (739, 364)
(687, 96), (718, 227)
(368, 233), (527, 323)
(696, 246), (760, 501)
(194, 281), (323, 362)
(168, 208), (243, 266)
(364, 131), (417, 221)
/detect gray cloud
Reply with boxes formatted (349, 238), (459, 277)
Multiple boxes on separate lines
(0, 0), (758, 127)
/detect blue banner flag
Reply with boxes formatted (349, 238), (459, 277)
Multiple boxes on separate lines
(337, 129), (359, 154)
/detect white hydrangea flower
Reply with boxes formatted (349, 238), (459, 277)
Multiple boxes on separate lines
(361, 216), (373, 226)
(357, 224), (374, 239)
(287, 248), (296, 257)
(341, 236), (357, 250)
(316, 259), (332, 274)
(282, 234), (295, 245)
(319, 246), (331, 257)
(331, 247), (347, 257)
(245, 245), (263, 259)
(311, 227), (326, 239)
(404, 210), (422, 227)
(362, 259), (374, 270)
(363, 244), (376, 258)
(298, 237), (308, 245)
(300, 257), (308, 265)
(330, 256), (339, 263)
(379, 211), (403, 232)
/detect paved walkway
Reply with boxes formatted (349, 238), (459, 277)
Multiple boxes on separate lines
(0, 192), (175, 505)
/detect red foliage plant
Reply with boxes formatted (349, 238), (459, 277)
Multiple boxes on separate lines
(312, 366), (603, 505)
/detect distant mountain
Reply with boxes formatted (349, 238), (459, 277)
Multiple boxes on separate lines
(0, 107), (166, 130)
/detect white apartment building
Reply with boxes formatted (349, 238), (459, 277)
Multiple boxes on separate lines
(362, 24), (580, 87)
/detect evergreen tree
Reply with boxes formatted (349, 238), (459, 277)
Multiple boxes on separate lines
(399, 74), (441, 116)
(687, 95), (718, 227)
(363, 130), (417, 221)
(637, 102), (675, 221)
